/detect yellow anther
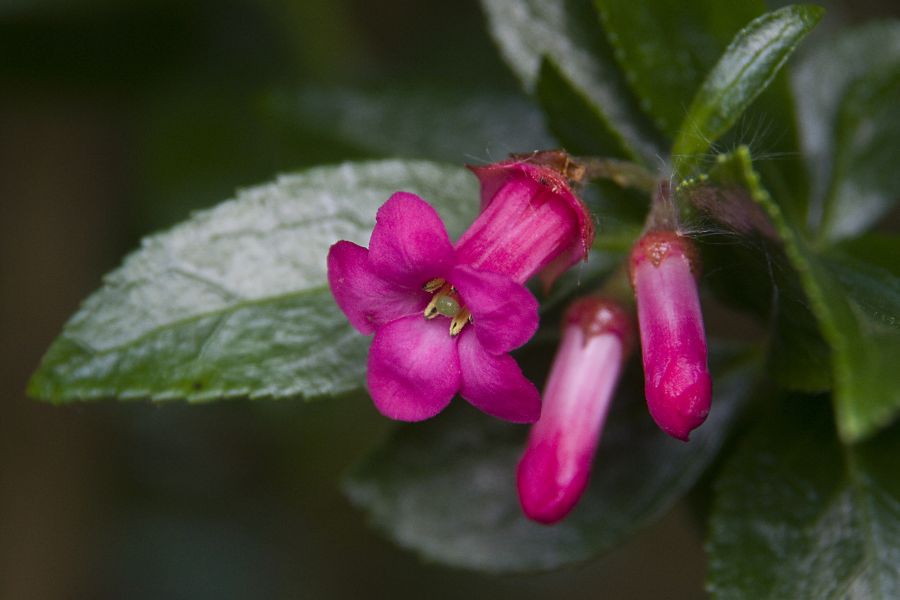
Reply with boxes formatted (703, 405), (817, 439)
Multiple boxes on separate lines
(423, 278), (446, 293)
(449, 309), (472, 336)
(422, 279), (472, 335)
(424, 295), (440, 319)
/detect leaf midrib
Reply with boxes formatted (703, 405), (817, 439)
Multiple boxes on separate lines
(66, 284), (332, 357)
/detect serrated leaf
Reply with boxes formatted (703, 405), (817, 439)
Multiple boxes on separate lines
(28, 161), (479, 403)
(672, 5), (823, 171)
(344, 346), (759, 573)
(793, 21), (900, 241)
(708, 400), (900, 598)
(265, 85), (554, 163)
(480, 0), (663, 164)
(594, 0), (764, 138)
(693, 147), (900, 441)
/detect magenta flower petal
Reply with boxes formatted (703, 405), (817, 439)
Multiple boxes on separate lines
(367, 192), (456, 287)
(517, 298), (632, 524)
(457, 161), (593, 286)
(449, 264), (538, 354)
(457, 329), (540, 423)
(631, 231), (712, 441)
(327, 241), (430, 334)
(367, 314), (460, 421)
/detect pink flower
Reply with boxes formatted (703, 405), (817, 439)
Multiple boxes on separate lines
(517, 297), (632, 524)
(327, 160), (593, 423)
(630, 230), (711, 441)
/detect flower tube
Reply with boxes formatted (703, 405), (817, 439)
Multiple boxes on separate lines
(517, 297), (633, 524)
(327, 157), (593, 423)
(630, 230), (711, 441)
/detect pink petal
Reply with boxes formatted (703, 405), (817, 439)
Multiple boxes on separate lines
(450, 265), (538, 354)
(517, 299), (630, 524)
(327, 241), (430, 334)
(458, 161), (593, 286)
(631, 231), (711, 441)
(367, 314), (460, 421)
(367, 192), (456, 288)
(457, 329), (540, 423)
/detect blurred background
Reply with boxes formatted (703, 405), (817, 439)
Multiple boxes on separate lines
(1, 1), (896, 598)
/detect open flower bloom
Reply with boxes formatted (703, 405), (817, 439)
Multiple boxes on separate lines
(327, 160), (593, 423)
(517, 297), (632, 524)
(630, 230), (711, 441)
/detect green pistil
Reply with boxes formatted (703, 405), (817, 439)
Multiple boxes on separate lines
(435, 295), (461, 317)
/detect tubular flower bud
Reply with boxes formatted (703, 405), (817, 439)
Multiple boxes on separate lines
(327, 159), (593, 423)
(459, 159), (594, 289)
(517, 297), (633, 524)
(629, 231), (711, 441)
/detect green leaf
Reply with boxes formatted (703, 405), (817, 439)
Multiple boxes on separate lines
(835, 234), (900, 278)
(708, 399), (900, 598)
(691, 147), (900, 441)
(265, 85), (554, 163)
(344, 346), (760, 572)
(817, 246), (900, 442)
(672, 5), (823, 170)
(534, 58), (631, 157)
(480, 0), (663, 163)
(28, 161), (479, 403)
(594, 0), (764, 138)
(679, 150), (831, 392)
(793, 21), (900, 241)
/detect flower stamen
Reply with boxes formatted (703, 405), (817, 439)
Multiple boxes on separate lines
(424, 282), (455, 319)
(423, 280), (472, 335)
(449, 309), (472, 336)
(423, 278), (446, 293)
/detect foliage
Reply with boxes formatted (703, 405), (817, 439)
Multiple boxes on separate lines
(27, 0), (900, 595)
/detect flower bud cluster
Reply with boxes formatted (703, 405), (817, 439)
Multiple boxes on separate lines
(327, 152), (711, 525)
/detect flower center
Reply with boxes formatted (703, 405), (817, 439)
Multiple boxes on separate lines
(422, 278), (471, 336)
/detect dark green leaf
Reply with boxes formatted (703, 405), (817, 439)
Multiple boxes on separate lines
(688, 147), (900, 441)
(835, 233), (900, 278)
(480, 0), (663, 163)
(535, 58), (631, 157)
(708, 399), (900, 598)
(28, 161), (479, 403)
(265, 86), (554, 163)
(672, 5), (823, 170)
(679, 149), (831, 392)
(344, 346), (760, 572)
(793, 21), (900, 241)
(594, 0), (764, 138)
(817, 247), (900, 442)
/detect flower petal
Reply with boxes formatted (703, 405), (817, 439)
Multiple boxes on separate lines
(367, 314), (460, 421)
(327, 241), (429, 334)
(459, 161), (593, 287)
(450, 265), (538, 354)
(518, 301), (631, 524)
(368, 192), (456, 287)
(631, 231), (711, 441)
(458, 329), (540, 423)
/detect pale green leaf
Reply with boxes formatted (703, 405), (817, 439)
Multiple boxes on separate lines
(28, 161), (479, 403)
